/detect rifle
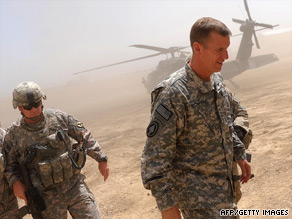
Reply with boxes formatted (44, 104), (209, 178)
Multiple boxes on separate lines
(18, 146), (50, 219)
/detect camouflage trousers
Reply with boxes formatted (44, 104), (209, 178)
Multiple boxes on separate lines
(0, 196), (20, 219)
(179, 179), (238, 219)
(41, 175), (101, 219)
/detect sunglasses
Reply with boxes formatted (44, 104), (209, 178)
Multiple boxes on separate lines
(23, 101), (41, 110)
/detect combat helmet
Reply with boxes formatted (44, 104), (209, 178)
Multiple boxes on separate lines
(12, 81), (46, 109)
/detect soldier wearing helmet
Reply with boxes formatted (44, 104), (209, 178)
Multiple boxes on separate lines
(12, 81), (46, 123)
(0, 128), (20, 219)
(3, 81), (109, 218)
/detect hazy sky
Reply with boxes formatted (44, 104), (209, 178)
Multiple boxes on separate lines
(1, 0), (291, 98)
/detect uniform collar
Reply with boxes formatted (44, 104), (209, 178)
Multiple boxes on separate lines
(185, 63), (214, 93)
(21, 112), (46, 131)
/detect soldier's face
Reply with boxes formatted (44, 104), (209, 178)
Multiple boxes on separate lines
(200, 32), (230, 74)
(19, 101), (42, 118)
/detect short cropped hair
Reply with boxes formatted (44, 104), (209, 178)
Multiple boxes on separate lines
(190, 17), (232, 50)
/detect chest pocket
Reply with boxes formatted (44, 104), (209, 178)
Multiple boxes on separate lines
(37, 151), (73, 188)
(31, 121), (74, 189)
(189, 99), (221, 138)
(36, 129), (75, 189)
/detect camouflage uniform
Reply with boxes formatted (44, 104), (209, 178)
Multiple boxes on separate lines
(185, 54), (253, 204)
(0, 128), (20, 219)
(4, 108), (108, 219)
(229, 94), (253, 204)
(141, 64), (247, 218)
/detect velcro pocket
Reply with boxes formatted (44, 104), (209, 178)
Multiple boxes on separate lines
(59, 152), (74, 180)
(38, 161), (54, 188)
(51, 158), (64, 184)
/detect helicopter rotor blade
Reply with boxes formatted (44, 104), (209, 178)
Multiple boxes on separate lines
(259, 24), (279, 30)
(130, 45), (189, 54)
(253, 30), (260, 49)
(232, 18), (245, 24)
(232, 33), (243, 37)
(170, 46), (190, 53)
(254, 24), (279, 31)
(254, 22), (274, 29)
(244, 0), (252, 21)
(73, 52), (162, 75)
(232, 24), (279, 37)
(130, 45), (171, 53)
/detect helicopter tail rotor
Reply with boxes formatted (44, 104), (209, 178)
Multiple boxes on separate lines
(233, 0), (278, 49)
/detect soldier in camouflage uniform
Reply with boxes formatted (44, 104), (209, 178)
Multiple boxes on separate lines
(0, 128), (20, 219)
(141, 17), (252, 219)
(185, 53), (253, 204)
(3, 81), (109, 219)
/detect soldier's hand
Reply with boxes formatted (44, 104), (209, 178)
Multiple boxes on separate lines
(161, 206), (181, 219)
(237, 159), (251, 184)
(13, 180), (28, 205)
(99, 161), (109, 181)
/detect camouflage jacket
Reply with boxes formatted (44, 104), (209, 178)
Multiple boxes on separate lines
(141, 64), (247, 211)
(0, 128), (15, 204)
(3, 108), (107, 190)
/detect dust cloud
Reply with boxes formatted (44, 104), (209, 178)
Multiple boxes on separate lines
(0, 32), (291, 218)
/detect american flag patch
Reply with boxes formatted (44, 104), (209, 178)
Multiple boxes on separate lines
(155, 104), (172, 121)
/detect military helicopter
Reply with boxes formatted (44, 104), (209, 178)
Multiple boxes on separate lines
(73, 45), (189, 93)
(220, 0), (279, 87)
(73, 0), (279, 91)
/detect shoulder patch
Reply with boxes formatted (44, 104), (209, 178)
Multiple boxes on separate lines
(146, 121), (159, 137)
(155, 104), (172, 121)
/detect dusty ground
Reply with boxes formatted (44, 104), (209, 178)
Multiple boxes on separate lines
(0, 33), (291, 218)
